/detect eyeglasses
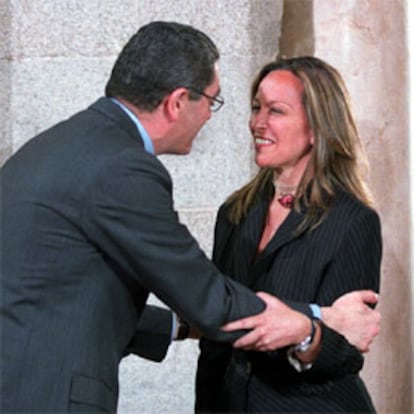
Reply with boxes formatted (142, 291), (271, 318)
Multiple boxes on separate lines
(188, 88), (225, 112)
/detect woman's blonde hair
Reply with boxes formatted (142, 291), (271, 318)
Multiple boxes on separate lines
(226, 56), (374, 232)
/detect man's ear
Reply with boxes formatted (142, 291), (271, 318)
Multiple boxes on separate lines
(163, 88), (189, 121)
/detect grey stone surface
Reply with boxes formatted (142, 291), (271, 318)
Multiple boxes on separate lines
(119, 339), (199, 414)
(0, 1), (11, 59)
(0, 2), (12, 165)
(9, 57), (113, 152)
(118, 295), (199, 414)
(148, 0), (282, 57)
(8, 0), (140, 58)
(0, 59), (12, 165)
(178, 208), (217, 257)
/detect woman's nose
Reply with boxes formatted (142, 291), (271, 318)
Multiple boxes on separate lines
(252, 111), (267, 130)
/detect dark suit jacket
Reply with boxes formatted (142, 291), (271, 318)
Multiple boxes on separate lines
(125, 304), (173, 362)
(1, 98), (268, 413)
(196, 185), (382, 413)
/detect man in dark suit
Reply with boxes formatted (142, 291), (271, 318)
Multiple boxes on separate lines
(0, 21), (379, 413)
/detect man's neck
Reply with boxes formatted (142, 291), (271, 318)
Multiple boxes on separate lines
(115, 97), (171, 154)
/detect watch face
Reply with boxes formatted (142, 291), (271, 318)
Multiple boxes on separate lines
(294, 335), (312, 353)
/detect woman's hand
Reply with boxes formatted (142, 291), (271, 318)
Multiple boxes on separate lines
(322, 290), (381, 352)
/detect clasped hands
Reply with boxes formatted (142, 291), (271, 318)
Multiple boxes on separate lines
(221, 290), (381, 354)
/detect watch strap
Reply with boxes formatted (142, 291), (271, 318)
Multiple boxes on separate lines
(293, 318), (317, 353)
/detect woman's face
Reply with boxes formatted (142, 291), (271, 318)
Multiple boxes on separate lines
(249, 69), (314, 174)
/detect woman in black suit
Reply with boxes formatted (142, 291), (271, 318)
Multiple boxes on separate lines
(196, 56), (382, 413)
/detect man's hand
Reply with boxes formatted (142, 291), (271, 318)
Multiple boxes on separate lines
(221, 292), (310, 352)
(322, 290), (381, 352)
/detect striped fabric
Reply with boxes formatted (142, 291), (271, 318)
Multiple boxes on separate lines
(196, 187), (382, 413)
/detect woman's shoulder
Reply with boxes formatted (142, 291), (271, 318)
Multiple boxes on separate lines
(217, 186), (269, 225)
(330, 188), (380, 224)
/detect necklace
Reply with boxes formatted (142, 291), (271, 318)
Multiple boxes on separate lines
(277, 193), (295, 208)
(274, 182), (298, 209)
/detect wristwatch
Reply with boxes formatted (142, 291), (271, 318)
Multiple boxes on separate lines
(287, 318), (318, 372)
(293, 318), (317, 353)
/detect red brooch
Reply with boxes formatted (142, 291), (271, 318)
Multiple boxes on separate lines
(277, 193), (295, 209)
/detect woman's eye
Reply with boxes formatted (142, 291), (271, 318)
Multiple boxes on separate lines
(251, 105), (260, 112)
(269, 107), (283, 115)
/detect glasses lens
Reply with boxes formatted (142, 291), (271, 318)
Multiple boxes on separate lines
(189, 88), (223, 112)
(211, 96), (224, 112)
(211, 100), (219, 112)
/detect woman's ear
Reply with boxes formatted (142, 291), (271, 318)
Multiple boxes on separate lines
(163, 88), (189, 121)
(309, 130), (315, 146)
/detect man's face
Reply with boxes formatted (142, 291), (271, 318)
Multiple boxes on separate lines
(170, 64), (221, 155)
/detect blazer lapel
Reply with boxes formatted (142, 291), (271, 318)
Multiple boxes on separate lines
(219, 198), (268, 286)
(217, 189), (306, 287)
(260, 208), (304, 258)
(240, 198), (268, 255)
(235, 193), (305, 266)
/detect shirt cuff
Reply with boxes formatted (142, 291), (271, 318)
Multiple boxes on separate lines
(309, 303), (322, 320)
(171, 312), (178, 342)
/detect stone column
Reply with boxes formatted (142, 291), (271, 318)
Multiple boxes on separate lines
(312, 1), (412, 413)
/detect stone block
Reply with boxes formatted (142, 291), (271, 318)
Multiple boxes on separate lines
(8, 0), (142, 58)
(178, 208), (217, 257)
(0, 1), (12, 59)
(147, 0), (283, 57)
(119, 342), (199, 414)
(118, 293), (198, 414)
(9, 57), (113, 152)
(0, 58), (12, 165)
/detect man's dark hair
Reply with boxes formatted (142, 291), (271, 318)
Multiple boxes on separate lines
(105, 21), (219, 111)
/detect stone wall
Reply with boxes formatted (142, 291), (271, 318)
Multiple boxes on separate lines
(1, 1), (412, 413)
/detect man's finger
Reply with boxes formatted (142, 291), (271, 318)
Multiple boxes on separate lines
(232, 329), (261, 348)
(256, 291), (275, 301)
(221, 314), (261, 332)
(256, 291), (282, 307)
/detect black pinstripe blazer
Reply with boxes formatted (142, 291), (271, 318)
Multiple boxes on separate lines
(196, 185), (382, 413)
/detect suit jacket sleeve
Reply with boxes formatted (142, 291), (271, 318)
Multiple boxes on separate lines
(264, 205), (382, 381)
(81, 150), (265, 343)
(125, 305), (173, 362)
(306, 207), (382, 378)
